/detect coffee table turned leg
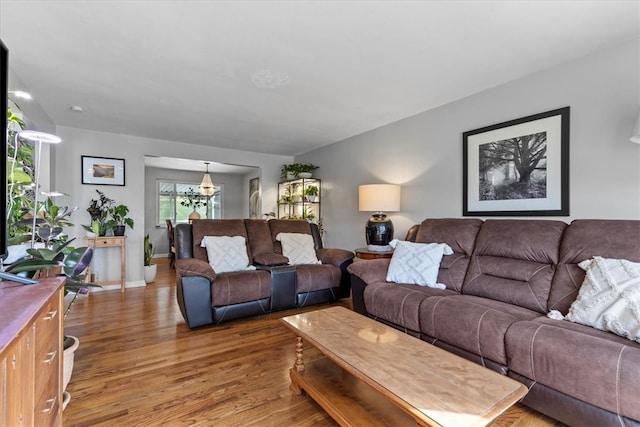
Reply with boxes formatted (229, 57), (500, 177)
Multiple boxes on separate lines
(294, 336), (305, 372)
(289, 336), (305, 395)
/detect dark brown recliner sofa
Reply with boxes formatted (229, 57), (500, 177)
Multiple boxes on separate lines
(174, 218), (353, 328)
(348, 218), (640, 427)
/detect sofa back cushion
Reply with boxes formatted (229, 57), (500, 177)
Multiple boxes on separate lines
(462, 220), (566, 313)
(191, 219), (249, 262)
(268, 219), (314, 254)
(244, 219), (275, 262)
(548, 219), (640, 314)
(414, 218), (483, 292)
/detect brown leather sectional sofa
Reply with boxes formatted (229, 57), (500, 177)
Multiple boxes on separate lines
(348, 218), (640, 427)
(174, 219), (354, 328)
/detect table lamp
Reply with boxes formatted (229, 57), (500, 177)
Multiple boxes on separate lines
(358, 184), (401, 251)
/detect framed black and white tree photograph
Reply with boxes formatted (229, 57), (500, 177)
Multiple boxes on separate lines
(463, 107), (569, 216)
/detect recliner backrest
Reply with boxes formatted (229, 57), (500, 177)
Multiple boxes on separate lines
(548, 219), (640, 314)
(414, 218), (483, 292)
(191, 219), (250, 262)
(462, 219), (567, 313)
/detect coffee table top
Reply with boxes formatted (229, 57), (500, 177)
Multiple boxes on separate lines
(281, 306), (527, 427)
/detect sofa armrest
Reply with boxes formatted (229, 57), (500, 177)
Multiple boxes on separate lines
(347, 258), (391, 283)
(253, 253), (289, 266)
(316, 248), (354, 266)
(175, 258), (216, 282)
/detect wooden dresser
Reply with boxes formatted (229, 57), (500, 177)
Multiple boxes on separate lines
(0, 277), (64, 426)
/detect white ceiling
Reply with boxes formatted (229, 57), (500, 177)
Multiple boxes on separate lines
(1, 1), (638, 168)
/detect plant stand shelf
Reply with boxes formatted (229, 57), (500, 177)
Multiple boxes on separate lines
(84, 236), (127, 292)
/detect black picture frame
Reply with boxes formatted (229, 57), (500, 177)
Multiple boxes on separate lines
(81, 155), (126, 186)
(463, 107), (570, 216)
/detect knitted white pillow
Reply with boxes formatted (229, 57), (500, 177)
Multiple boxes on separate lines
(276, 232), (320, 265)
(386, 241), (453, 289)
(201, 236), (255, 273)
(566, 256), (640, 343)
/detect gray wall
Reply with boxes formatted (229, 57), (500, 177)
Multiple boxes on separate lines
(52, 126), (291, 287)
(297, 39), (640, 250)
(144, 166), (248, 255)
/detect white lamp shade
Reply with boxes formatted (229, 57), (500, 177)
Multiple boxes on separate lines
(631, 108), (640, 144)
(358, 184), (401, 212)
(199, 173), (214, 196)
(18, 130), (62, 144)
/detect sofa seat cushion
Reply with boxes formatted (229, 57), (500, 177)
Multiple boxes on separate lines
(295, 264), (341, 293)
(211, 270), (271, 307)
(506, 316), (640, 421)
(419, 295), (541, 366)
(364, 282), (455, 333)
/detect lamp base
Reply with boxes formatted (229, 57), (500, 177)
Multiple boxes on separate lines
(365, 212), (394, 246)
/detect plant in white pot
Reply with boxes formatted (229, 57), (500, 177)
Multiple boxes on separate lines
(144, 234), (157, 283)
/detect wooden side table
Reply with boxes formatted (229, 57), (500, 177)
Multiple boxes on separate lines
(355, 247), (394, 260)
(85, 236), (127, 292)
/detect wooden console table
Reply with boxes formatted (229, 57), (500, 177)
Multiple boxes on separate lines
(85, 236), (127, 292)
(0, 277), (65, 426)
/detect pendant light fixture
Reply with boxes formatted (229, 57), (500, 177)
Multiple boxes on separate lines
(199, 162), (215, 196)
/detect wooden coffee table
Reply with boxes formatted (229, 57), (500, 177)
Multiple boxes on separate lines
(280, 306), (527, 427)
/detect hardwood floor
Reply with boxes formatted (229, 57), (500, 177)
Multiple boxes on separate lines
(63, 258), (561, 426)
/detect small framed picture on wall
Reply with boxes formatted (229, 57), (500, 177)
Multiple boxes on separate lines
(81, 156), (126, 186)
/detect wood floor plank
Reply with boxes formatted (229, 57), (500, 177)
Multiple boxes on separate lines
(62, 258), (560, 426)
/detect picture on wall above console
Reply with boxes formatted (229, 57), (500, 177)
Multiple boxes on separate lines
(249, 177), (260, 218)
(81, 155), (126, 186)
(463, 106), (569, 216)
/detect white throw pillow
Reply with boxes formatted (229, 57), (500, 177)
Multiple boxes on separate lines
(385, 241), (453, 289)
(276, 232), (320, 265)
(566, 256), (640, 343)
(201, 236), (255, 273)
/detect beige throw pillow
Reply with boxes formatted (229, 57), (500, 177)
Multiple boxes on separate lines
(566, 256), (640, 343)
(276, 232), (320, 265)
(385, 240), (453, 289)
(201, 236), (255, 273)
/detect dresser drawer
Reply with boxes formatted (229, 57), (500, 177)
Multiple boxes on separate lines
(36, 297), (61, 356)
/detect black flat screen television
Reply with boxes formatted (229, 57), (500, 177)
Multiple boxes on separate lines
(1, 39), (9, 261)
(0, 38), (37, 284)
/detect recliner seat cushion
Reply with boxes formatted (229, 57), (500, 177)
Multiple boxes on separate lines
(364, 282), (455, 333)
(211, 270), (271, 307)
(419, 295), (540, 366)
(506, 316), (640, 421)
(295, 264), (340, 293)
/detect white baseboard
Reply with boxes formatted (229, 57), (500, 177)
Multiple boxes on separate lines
(91, 280), (147, 292)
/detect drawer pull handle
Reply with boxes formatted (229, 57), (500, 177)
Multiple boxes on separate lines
(42, 397), (57, 413)
(43, 350), (57, 364)
(43, 309), (58, 320)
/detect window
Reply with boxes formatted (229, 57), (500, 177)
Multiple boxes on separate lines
(158, 180), (222, 225)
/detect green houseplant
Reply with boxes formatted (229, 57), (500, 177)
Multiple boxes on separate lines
(106, 204), (134, 236)
(143, 234), (156, 283)
(280, 163), (319, 180)
(84, 190), (114, 236)
(304, 185), (319, 202)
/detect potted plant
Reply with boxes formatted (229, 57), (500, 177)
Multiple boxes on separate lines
(84, 190), (114, 236)
(296, 163), (318, 178)
(180, 188), (207, 221)
(106, 204), (134, 236)
(143, 234), (156, 283)
(280, 163), (319, 180)
(304, 185), (319, 202)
